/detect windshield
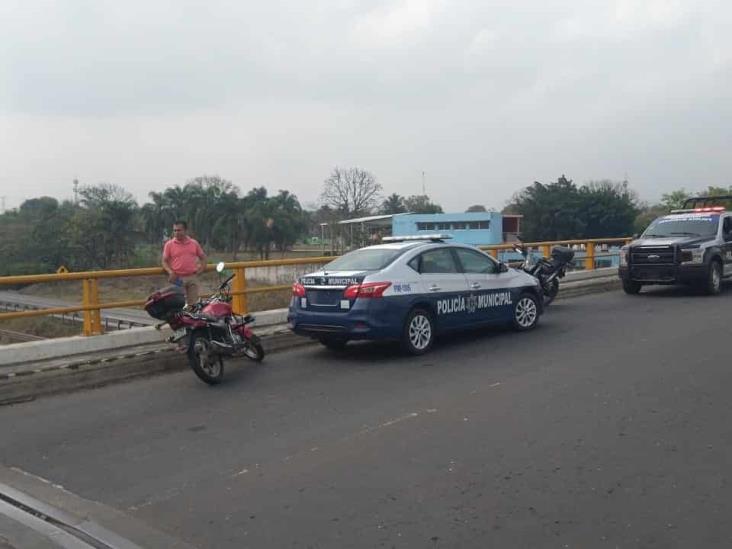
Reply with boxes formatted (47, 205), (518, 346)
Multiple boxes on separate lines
(324, 248), (402, 271)
(642, 215), (719, 238)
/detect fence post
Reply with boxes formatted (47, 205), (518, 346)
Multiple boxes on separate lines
(585, 242), (596, 270)
(232, 267), (248, 315)
(92, 278), (102, 334)
(82, 280), (91, 336)
(540, 244), (550, 258)
(82, 279), (103, 336)
(489, 248), (498, 259)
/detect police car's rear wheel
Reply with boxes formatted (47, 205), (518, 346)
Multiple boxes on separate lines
(402, 308), (434, 355)
(513, 293), (539, 331)
(319, 337), (347, 351)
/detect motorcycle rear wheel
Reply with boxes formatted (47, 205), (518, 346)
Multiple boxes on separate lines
(188, 331), (225, 385)
(543, 279), (560, 306)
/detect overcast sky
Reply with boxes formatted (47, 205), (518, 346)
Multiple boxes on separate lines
(1, 0), (731, 212)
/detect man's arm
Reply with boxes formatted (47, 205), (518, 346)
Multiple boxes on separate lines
(162, 245), (177, 283)
(196, 245), (207, 275)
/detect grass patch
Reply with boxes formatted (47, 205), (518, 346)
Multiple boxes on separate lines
(17, 273), (292, 314)
(0, 317), (80, 344)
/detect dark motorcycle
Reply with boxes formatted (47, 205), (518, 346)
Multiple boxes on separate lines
(144, 262), (264, 385)
(512, 244), (575, 306)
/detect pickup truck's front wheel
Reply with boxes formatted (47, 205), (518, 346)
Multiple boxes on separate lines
(703, 260), (722, 295)
(622, 279), (642, 295)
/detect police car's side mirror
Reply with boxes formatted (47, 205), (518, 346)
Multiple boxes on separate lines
(498, 262), (509, 273)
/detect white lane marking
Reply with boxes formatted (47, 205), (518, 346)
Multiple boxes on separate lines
(354, 411), (420, 437)
(229, 408), (438, 480)
(490, 382), (501, 388)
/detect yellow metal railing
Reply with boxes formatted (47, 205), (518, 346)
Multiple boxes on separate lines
(0, 238), (631, 336)
(481, 237), (632, 270)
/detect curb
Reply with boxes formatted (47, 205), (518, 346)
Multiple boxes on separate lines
(0, 330), (314, 406)
(0, 276), (620, 405)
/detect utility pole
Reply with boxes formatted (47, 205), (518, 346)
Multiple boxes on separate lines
(73, 179), (79, 204)
(422, 171), (426, 196)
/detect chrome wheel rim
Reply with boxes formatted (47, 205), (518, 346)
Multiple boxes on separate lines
(515, 297), (537, 328)
(243, 343), (261, 360)
(712, 265), (721, 291)
(408, 314), (432, 350)
(194, 339), (221, 377)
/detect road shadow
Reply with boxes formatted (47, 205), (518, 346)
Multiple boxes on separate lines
(304, 322), (523, 368)
(636, 282), (731, 298)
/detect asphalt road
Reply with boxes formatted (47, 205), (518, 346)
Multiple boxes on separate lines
(2, 286), (732, 548)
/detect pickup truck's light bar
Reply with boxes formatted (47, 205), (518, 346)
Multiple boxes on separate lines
(382, 234), (453, 242)
(669, 206), (725, 214)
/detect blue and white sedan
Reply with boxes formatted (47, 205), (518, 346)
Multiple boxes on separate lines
(287, 235), (544, 354)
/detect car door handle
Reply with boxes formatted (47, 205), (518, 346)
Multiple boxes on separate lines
(429, 285), (441, 292)
(470, 282), (481, 289)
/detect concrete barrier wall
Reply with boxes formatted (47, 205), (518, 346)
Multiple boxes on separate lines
(248, 263), (327, 285)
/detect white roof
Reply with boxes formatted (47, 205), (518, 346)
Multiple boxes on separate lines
(338, 214), (395, 225)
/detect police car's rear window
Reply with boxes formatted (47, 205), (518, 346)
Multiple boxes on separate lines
(324, 249), (402, 271)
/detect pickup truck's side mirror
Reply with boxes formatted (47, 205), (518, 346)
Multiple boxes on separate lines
(498, 262), (509, 273)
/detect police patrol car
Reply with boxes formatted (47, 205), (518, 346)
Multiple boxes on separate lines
(287, 235), (544, 354)
(619, 195), (732, 295)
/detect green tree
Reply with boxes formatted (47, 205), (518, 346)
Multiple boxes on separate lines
(380, 193), (406, 214)
(403, 194), (443, 214)
(578, 181), (640, 238)
(466, 204), (487, 212)
(506, 176), (585, 240)
(506, 176), (640, 240)
(660, 189), (688, 211)
(66, 184), (139, 269)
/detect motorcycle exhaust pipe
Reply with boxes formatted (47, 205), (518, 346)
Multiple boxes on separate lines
(209, 340), (234, 352)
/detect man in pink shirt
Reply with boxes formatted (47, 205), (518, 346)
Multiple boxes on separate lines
(162, 221), (207, 307)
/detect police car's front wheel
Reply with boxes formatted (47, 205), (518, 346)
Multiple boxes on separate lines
(402, 308), (434, 355)
(512, 293), (539, 331)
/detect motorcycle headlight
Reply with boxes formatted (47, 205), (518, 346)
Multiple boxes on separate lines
(619, 246), (629, 266)
(681, 247), (704, 264)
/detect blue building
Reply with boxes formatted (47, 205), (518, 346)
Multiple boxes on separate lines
(336, 212), (522, 248)
(392, 212), (505, 245)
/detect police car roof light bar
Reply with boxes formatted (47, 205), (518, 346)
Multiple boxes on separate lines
(381, 234), (453, 243)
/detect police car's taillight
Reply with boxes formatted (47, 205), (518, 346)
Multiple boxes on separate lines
(292, 282), (306, 297)
(343, 282), (392, 299)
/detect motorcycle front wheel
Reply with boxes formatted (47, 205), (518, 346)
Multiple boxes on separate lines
(242, 334), (265, 362)
(188, 331), (225, 385)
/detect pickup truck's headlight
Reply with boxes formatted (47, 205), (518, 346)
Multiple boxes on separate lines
(681, 247), (704, 264)
(619, 246), (629, 266)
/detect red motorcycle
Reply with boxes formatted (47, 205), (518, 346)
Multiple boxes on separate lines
(145, 263), (264, 385)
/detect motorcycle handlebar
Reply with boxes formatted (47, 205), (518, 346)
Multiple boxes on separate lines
(220, 273), (235, 288)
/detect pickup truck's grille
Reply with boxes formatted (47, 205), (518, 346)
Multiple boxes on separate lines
(631, 246), (676, 265)
(630, 267), (677, 282)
